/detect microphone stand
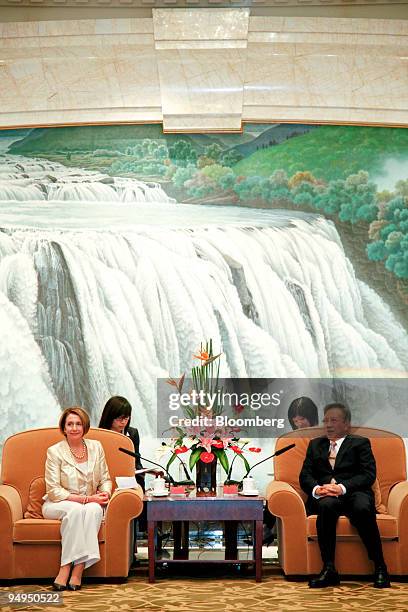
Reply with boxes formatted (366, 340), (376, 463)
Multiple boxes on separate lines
(119, 447), (194, 486)
(166, 445), (194, 484)
(244, 443), (296, 478)
(224, 441), (249, 485)
(224, 443), (296, 486)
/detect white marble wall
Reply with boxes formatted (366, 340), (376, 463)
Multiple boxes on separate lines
(0, 11), (407, 130)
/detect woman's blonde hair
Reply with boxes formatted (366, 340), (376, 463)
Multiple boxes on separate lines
(59, 406), (90, 436)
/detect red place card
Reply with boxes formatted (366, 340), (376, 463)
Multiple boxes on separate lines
(170, 485), (186, 495)
(223, 484), (238, 494)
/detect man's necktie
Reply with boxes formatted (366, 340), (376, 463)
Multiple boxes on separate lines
(328, 440), (337, 468)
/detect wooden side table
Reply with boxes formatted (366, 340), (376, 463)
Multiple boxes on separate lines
(145, 492), (264, 583)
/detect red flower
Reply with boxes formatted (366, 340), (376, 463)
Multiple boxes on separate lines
(211, 440), (224, 449)
(175, 445), (188, 454)
(230, 445), (243, 454)
(233, 403), (244, 414)
(248, 447), (262, 453)
(200, 451), (215, 463)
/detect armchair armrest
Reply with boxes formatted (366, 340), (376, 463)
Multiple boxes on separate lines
(387, 481), (408, 574)
(104, 487), (144, 577)
(266, 480), (308, 575)
(0, 484), (23, 579)
(0, 484), (23, 522)
(387, 481), (408, 520)
(266, 480), (307, 519)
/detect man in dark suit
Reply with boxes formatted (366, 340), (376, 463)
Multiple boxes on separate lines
(300, 402), (390, 588)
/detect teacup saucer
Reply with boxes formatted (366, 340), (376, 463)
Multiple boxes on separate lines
(238, 490), (259, 496)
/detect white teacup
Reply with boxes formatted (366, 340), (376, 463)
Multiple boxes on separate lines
(242, 477), (257, 493)
(153, 476), (167, 494)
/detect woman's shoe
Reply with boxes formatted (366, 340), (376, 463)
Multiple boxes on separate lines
(52, 582), (67, 591)
(68, 583), (81, 591)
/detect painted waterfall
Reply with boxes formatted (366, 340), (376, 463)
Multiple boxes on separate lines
(0, 124), (407, 454)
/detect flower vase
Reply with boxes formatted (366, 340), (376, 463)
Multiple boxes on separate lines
(196, 457), (217, 495)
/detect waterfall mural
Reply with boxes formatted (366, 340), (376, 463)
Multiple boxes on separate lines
(0, 124), (407, 456)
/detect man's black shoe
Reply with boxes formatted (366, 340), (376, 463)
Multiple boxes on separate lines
(373, 566), (391, 588)
(308, 565), (340, 588)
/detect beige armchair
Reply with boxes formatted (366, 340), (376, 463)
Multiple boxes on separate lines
(267, 427), (408, 576)
(0, 427), (143, 580)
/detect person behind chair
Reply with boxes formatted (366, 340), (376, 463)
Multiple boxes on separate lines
(43, 407), (112, 591)
(288, 396), (319, 430)
(98, 396), (147, 538)
(264, 396), (319, 546)
(299, 402), (390, 589)
(98, 396), (144, 490)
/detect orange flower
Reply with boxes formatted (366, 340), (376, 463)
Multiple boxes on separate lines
(193, 351), (210, 361)
(166, 373), (185, 394)
(193, 351), (222, 365)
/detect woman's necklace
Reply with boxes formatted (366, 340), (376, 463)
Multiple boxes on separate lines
(68, 440), (87, 460)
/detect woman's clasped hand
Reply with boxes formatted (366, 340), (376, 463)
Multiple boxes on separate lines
(85, 492), (110, 505)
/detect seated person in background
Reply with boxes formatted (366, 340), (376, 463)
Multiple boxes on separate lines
(43, 407), (111, 591)
(288, 396), (319, 430)
(264, 396), (319, 545)
(99, 395), (146, 534)
(99, 396), (145, 490)
(299, 402), (390, 589)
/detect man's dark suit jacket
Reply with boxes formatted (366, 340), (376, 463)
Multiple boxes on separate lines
(299, 434), (376, 512)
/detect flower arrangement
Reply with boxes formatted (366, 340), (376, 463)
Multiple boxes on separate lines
(165, 340), (262, 485)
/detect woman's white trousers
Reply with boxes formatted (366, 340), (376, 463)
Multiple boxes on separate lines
(43, 500), (103, 569)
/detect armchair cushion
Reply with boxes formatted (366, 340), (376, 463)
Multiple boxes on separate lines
(306, 513), (397, 539)
(24, 477), (46, 519)
(372, 478), (387, 514)
(14, 519), (105, 543)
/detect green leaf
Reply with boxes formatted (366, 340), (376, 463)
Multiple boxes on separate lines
(189, 448), (202, 470)
(184, 406), (194, 419)
(236, 453), (251, 474)
(203, 353), (222, 365)
(213, 448), (229, 474)
(166, 452), (177, 471)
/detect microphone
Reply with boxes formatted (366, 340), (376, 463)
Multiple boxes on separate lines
(244, 443), (296, 477)
(118, 447), (175, 484)
(118, 447), (195, 486)
(223, 443), (296, 485)
(176, 455), (194, 484)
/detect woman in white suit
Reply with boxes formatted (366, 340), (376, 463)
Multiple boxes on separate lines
(43, 407), (112, 591)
